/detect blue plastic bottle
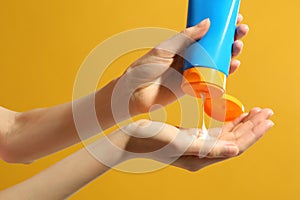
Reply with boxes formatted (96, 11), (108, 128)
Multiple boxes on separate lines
(181, 0), (241, 98)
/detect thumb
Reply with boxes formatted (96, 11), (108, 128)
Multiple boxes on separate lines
(153, 18), (211, 58)
(183, 18), (211, 41)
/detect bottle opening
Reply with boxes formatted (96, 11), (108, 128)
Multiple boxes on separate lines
(181, 67), (226, 99)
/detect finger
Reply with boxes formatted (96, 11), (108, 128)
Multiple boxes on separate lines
(206, 140), (239, 158)
(222, 112), (248, 133)
(183, 18), (211, 41)
(229, 59), (241, 74)
(236, 120), (274, 153)
(184, 137), (239, 158)
(237, 14), (243, 24)
(232, 40), (244, 57)
(235, 108), (274, 139)
(252, 120), (275, 137)
(153, 18), (211, 58)
(235, 24), (249, 40)
(229, 107), (262, 132)
(242, 108), (273, 125)
(221, 107), (261, 139)
(240, 107), (262, 124)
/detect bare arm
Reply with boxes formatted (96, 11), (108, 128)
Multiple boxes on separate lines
(0, 108), (274, 199)
(0, 146), (110, 200)
(0, 18), (248, 164)
(0, 79), (121, 163)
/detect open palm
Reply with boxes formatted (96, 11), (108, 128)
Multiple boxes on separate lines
(172, 108), (274, 171)
(118, 108), (273, 172)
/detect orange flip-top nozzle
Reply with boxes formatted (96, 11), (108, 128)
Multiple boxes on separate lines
(181, 67), (226, 99)
(204, 94), (245, 122)
(181, 67), (245, 122)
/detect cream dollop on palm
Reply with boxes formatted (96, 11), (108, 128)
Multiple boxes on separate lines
(105, 108), (274, 171)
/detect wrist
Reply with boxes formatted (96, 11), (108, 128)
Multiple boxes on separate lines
(95, 78), (139, 130)
(0, 107), (19, 163)
(86, 129), (131, 168)
(108, 130), (131, 164)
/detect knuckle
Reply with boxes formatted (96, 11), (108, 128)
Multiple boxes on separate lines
(150, 48), (160, 56)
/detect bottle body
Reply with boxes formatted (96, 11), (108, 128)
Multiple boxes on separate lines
(182, 0), (241, 98)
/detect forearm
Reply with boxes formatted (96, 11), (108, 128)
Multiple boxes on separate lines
(0, 131), (127, 200)
(1, 79), (134, 163)
(0, 148), (109, 200)
(2, 103), (78, 163)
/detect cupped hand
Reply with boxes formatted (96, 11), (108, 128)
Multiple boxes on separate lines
(116, 108), (273, 172)
(123, 14), (249, 115)
(173, 108), (274, 171)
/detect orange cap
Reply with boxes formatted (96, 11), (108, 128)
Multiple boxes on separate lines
(204, 94), (245, 122)
(181, 67), (226, 99)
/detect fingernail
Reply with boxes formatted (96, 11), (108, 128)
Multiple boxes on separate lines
(242, 113), (249, 117)
(239, 24), (249, 32)
(253, 107), (262, 112)
(235, 39), (244, 46)
(244, 24), (250, 32)
(266, 109), (274, 118)
(198, 18), (210, 27)
(235, 59), (241, 66)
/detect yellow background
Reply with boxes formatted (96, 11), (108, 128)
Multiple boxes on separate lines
(1, 0), (299, 199)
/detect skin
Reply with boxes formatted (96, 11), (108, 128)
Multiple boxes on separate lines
(0, 16), (274, 199)
(0, 15), (249, 164)
(0, 108), (274, 200)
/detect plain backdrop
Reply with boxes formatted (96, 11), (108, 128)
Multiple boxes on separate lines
(0, 0), (299, 199)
